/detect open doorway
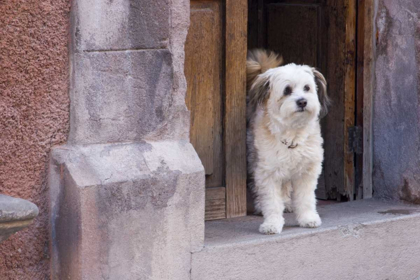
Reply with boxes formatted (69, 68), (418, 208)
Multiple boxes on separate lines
(185, 0), (367, 221)
(248, 0), (359, 202)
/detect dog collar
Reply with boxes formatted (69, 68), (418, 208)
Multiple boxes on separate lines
(281, 140), (298, 149)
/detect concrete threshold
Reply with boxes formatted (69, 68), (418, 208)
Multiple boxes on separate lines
(192, 199), (420, 280)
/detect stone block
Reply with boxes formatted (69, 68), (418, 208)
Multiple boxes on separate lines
(72, 0), (170, 51)
(373, 0), (420, 201)
(69, 50), (176, 144)
(49, 141), (205, 280)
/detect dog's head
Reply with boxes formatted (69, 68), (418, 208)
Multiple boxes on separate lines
(249, 63), (330, 127)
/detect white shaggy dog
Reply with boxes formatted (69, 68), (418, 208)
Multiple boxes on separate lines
(247, 49), (330, 235)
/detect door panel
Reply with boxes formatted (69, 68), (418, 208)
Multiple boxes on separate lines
(186, 0), (248, 220)
(186, 0), (225, 220)
(186, 1), (223, 179)
(267, 3), (322, 67)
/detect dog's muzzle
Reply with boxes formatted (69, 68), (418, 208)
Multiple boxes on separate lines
(296, 98), (307, 111)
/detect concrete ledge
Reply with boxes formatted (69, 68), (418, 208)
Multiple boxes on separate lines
(0, 194), (39, 223)
(0, 195), (39, 243)
(192, 199), (420, 280)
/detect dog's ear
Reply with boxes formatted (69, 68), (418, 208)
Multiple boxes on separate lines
(248, 73), (271, 111)
(312, 68), (330, 118)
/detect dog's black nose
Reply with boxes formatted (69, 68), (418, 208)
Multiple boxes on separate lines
(296, 98), (307, 108)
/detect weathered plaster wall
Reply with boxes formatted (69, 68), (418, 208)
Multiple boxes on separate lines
(373, 0), (420, 203)
(0, 1), (70, 279)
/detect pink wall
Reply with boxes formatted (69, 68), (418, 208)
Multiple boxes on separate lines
(0, 1), (70, 278)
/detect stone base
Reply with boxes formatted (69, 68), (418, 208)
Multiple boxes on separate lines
(49, 141), (204, 280)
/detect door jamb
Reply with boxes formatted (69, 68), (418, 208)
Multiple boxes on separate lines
(356, 0), (375, 199)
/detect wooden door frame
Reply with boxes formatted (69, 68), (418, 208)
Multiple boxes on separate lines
(337, 0), (375, 200)
(356, 0), (375, 199)
(225, 0), (376, 212)
(225, 0), (248, 218)
(343, 0), (357, 200)
(189, 0), (374, 221)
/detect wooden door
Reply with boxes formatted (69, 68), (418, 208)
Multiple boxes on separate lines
(185, 0), (248, 220)
(248, 0), (357, 200)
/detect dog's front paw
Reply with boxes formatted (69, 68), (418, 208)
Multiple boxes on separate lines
(259, 221), (283, 235)
(298, 212), (322, 228)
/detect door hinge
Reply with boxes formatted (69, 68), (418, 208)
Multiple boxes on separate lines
(348, 126), (363, 154)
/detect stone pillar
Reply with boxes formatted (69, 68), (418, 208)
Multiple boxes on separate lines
(49, 1), (205, 279)
(373, 0), (420, 203)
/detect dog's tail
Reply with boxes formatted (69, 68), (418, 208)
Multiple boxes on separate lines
(246, 49), (283, 89)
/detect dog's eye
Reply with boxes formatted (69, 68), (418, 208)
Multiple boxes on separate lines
(304, 85), (310, 92)
(284, 86), (292, 96)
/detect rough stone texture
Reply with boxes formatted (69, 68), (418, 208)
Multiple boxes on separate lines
(149, 0), (191, 142)
(0, 0), (70, 278)
(73, 0), (170, 52)
(69, 50), (174, 144)
(50, 142), (204, 280)
(373, 0), (420, 203)
(192, 199), (420, 280)
(68, 0), (191, 144)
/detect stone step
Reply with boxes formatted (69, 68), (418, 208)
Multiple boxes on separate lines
(192, 199), (420, 280)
